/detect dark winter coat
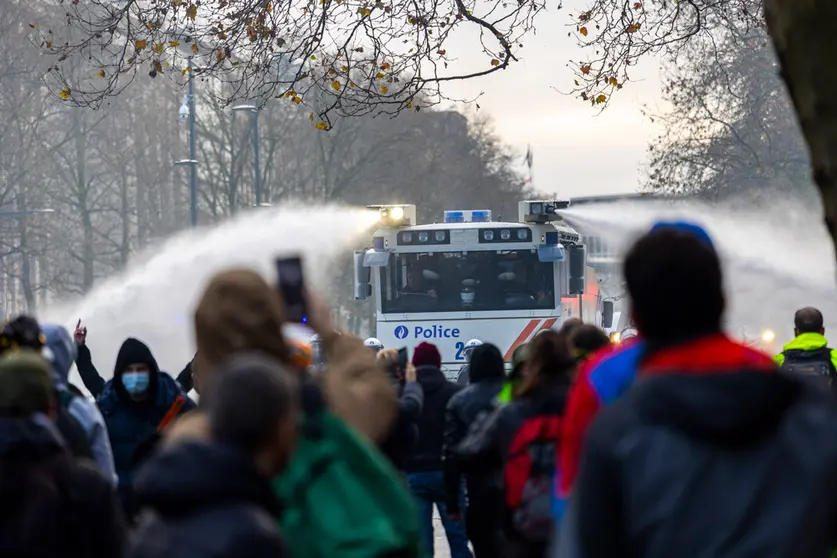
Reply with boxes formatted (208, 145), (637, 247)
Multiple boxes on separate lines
(404, 365), (462, 473)
(130, 441), (287, 558)
(94, 339), (196, 518)
(559, 334), (837, 558)
(444, 344), (506, 512)
(0, 416), (127, 558)
(380, 381), (423, 471)
(458, 379), (569, 555)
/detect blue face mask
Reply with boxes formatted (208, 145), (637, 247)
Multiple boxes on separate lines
(122, 372), (150, 395)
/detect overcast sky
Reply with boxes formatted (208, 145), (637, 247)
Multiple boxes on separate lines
(439, 3), (665, 198)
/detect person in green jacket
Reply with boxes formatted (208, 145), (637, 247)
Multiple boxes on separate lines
(497, 344), (528, 405)
(774, 307), (837, 391)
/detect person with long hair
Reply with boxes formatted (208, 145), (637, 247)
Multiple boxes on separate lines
(457, 330), (574, 558)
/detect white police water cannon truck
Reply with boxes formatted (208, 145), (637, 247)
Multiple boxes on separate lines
(352, 201), (615, 380)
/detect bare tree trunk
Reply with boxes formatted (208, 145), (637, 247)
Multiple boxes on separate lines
(120, 172), (130, 267)
(74, 117), (95, 292)
(15, 199), (34, 313)
(766, 0), (837, 257)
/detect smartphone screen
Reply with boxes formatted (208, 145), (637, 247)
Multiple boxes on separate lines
(397, 347), (408, 371)
(275, 256), (307, 323)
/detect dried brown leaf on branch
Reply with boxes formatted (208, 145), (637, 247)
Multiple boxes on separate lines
(37, 0), (549, 122)
(567, 0), (765, 108)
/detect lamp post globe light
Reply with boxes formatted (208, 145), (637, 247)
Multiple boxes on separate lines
(175, 56), (198, 228)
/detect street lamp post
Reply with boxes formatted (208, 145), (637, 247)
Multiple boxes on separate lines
(232, 105), (262, 207)
(177, 56), (199, 228)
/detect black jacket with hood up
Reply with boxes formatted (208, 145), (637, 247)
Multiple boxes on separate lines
(444, 343), (505, 511)
(131, 441), (287, 558)
(404, 364), (462, 473)
(560, 334), (837, 558)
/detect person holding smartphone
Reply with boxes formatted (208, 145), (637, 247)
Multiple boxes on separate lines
(377, 348), (423, 473)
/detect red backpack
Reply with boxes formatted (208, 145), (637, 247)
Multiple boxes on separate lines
(504, 415), (562, 542)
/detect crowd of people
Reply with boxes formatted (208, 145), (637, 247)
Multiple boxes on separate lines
(3, 220), (837, 558)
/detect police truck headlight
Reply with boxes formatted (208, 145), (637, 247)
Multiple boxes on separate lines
(418, 232), (429, 243)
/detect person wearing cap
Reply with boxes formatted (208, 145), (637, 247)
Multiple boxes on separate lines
(2, 316), (95, 462)
(554, 220), (713, 524)
(404, 341), (470, 558)
(0, 350), (127, 558)
(560, 222), (837, 558)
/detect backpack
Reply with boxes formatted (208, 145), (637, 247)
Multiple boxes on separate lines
(781, 347), (836, 391)
(55, 389), (94, 460)
(273, 383), (421, 558)
(504, 415), (562, 542)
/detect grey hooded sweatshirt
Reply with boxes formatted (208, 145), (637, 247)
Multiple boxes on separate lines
(42, 323), (118, 485)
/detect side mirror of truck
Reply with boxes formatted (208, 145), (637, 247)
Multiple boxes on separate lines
(353, 251), (371, 300)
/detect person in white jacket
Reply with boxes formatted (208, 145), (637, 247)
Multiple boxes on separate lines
(42, 323), (118, 485)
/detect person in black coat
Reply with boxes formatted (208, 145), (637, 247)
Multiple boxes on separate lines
(377, 349), (423, 472)
(559, 222), (837, 558)
(131, 354), (298, 558)
(405, 342), (471, 558)
(444, 343), (506, 558)
(0, 350), (126, 558)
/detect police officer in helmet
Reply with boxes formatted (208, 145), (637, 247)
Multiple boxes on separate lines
(456, 339), (483, 385)
(364, 337), (384, 354)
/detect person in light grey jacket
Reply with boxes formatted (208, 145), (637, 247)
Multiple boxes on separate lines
(42, 323), (118, 485)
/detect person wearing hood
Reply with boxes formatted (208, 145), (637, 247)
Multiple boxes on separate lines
(444, 343), (506, 558)
(558, 224), (837, 558)
(96, 337), (196, 520)
(131, 354), (296, 558)
(42, 323), (117, 484)
(0, 315), (95, 462)
(0, 349), (126, 558)
(405, 341), (471, 558)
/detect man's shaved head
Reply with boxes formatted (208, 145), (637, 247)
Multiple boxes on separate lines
(794, 307), (825, 335)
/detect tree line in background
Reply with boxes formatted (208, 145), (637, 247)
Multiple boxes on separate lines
(643, 16), (813, 204)
(0, 2), (528, 319)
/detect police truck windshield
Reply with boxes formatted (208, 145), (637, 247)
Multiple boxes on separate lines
(379, 250), (556, 314)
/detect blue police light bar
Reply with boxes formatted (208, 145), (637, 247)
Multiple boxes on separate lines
(444, 211), (465, 223)
(470, 210), (492, 223)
